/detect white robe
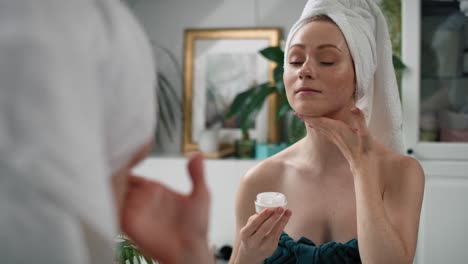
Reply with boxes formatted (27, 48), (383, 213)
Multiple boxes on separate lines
(0, 0), (156, 262)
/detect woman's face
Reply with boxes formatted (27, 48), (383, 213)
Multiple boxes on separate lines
(284, 20), (355, 118)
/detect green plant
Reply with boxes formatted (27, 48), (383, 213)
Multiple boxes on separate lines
(155, 68), (181, 142)
(380, 0), (406, 94)
(151, 42), (182, 147)
(380, 0), (402, 57)
(225, 82), (275, 141)
(379, 0), (404, 68)
(115, 235), (155, 264)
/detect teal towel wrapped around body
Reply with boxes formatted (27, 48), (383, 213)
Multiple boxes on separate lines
(265, 232), (361, 264)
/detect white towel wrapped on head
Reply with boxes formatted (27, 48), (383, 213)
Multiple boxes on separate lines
(284, 0), (404, 153)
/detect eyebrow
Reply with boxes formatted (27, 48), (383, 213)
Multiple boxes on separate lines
(289, 43), (342, 52)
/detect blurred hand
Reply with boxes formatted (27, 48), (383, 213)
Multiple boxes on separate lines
(235, 207), (291, 264)
(120, 153), (212, 264)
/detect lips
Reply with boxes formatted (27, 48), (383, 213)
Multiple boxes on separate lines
(295, 87), (322, 94)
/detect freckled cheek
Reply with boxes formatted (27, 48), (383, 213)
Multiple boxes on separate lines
(321, 68), (354, 97)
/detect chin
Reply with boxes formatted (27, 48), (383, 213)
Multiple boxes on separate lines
(292, 100), (350, 118)
(293, 108), (323, 117)
(292, 103), (327, 117)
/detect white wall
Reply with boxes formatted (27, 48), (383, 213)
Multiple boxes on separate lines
(129, 0), (306, 154)
(413, 161), (468, 264)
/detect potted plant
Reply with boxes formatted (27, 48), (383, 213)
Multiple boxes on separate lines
(225, 79), (277, 158)
(151, 42), (183, 152)
(115, 235), (156, 264)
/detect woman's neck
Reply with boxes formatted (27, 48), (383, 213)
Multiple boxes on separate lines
(300, 130), (346, 172)
(297, 106), (355, 173)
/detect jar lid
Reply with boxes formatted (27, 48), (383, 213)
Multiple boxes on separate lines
(255, 192), (287, 206)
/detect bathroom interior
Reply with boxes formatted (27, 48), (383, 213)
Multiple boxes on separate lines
(123, 0), (468, 263)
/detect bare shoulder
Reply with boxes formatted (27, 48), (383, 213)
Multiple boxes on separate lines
(377, 144), (425, 194)
(239, 147), (292, 193)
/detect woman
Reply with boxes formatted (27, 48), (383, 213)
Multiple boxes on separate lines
(229, 0), (425, 263)
(0, 0), (213, 263)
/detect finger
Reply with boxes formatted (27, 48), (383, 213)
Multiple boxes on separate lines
(307, 119), (328, 137)
(241, 208), (274, 238)
(127, 175), (152, 188)
(308, 118), (355, 155)
(250, 207), (285, 243)
(350, 107), (368, 135)
(187, 152), (208, 197)
(319, 117), (354, 134)
(266, 209), (292, 240)
(308, 118), (341, 142)
(306, 119), (333, 143)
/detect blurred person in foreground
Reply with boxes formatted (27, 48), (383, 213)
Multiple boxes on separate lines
(0, 0), (214, 263)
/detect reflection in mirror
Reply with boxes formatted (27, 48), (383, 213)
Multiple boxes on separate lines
(127, 0), (468, 263)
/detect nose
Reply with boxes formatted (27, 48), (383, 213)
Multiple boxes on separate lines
(298, 65), (314, 80)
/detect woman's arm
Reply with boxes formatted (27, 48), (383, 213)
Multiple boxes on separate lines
(352, 155), (424, 264)
(299, 108), (424, 264)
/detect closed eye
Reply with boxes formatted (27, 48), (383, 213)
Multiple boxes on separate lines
(289, 61), (303, 66)
(320, 62), (335, 66)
